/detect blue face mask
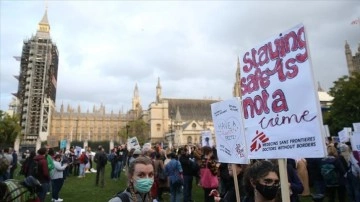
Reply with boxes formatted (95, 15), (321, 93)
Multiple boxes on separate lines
(134, 178), (154, 193)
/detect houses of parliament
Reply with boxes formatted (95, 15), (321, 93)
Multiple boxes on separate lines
(8, 9), (360, 149)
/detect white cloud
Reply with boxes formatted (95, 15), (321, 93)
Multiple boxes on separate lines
(1, 1), (359, 113)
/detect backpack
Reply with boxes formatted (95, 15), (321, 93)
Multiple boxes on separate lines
(83, 155), (89, 164)
(321, 158), (339, 187)
(157, 165), (167, 181)
(29, 159), (41, 179)
(98, 153), (107, 166)
(115, 191), (130, 202)
(0, 154), (10, 176)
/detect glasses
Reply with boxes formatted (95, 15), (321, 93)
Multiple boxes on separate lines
(262, 178), (280, 186)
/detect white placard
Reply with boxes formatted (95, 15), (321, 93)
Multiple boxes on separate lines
(323, 125), (330, 137)
(201, 131), (213, 147)
(127, 137), (141, 151)
(338, 128), (351, 143)
(211, 98), (249, 164)
(351, 132), (360, 151)
(239, 23), (326, 159)
(353, 123), (360, 132)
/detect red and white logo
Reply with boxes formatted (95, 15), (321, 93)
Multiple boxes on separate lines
(250, 130), (269, 152)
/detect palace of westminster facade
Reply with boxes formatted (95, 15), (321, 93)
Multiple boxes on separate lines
(9, 10), (360, 149)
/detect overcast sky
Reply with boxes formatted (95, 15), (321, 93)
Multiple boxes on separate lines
(1, 1), (359, 113)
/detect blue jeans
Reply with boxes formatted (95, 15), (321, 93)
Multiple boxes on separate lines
(51, 178), (64, 200)
(37, 182), (49, 202)
(115, 161), (122, 178)
(79, 163), (85, 177)
(183, 175), (193, 202)
(170, 184), (182, 202)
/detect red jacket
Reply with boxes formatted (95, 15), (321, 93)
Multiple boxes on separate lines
(33, 155), (50, 183)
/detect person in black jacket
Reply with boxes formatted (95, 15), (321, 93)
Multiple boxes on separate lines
(210, 164), (246, 202)
(287, 159), (304, 202)
(179, 146), (196, 202)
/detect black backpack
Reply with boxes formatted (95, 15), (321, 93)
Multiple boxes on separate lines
(115, 192), (130, 202)
(29, 159), (41, 179)
(83, 155), (89, 164)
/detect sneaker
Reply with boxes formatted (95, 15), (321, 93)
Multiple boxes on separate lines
(57, 198), (63, 202)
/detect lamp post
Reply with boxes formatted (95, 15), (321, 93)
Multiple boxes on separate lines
(126, 124), (130, 140)
(75, 119), (79, 141)
(170, 110), (174, 143)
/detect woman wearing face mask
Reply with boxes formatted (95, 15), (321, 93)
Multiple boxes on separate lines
(109, 156), (154, 202)
(243, 160), (281, 202)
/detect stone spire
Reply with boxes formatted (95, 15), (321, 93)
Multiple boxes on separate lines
(156, 77), (162, 103)
(175, 106), (182, 122)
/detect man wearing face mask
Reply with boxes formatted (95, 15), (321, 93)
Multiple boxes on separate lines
(243, 160), (281, 202)
(108, 156), (154, 202)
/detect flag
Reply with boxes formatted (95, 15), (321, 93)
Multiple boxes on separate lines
(351, 17), (360, 25)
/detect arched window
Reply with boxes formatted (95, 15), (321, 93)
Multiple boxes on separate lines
(187, 136), (192, 143)
(156, 123), (161, 131)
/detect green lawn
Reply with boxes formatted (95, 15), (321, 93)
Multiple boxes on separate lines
(13, 164), (314, 202)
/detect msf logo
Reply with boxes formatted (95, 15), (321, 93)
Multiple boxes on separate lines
(250, 130), (269, 152)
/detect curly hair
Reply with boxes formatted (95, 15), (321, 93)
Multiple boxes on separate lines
(243, 160), (279, 197)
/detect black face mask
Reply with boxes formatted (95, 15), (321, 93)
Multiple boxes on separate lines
(255, 182), (279, 200)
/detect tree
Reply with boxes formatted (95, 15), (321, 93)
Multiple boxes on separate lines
(125, 119), (150, 145)
(0, 110), (21, 147)
(324, 72), (360, 135)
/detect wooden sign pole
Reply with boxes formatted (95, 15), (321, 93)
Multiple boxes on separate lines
(278, 159), (290, 202)
(232, 164), (241, 202)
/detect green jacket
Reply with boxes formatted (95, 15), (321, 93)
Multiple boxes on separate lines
(46, 154), (54, 171)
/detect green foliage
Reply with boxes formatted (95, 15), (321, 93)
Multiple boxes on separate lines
(0, 110), (21, 147)
(127, 119), (150, 144)
(324, 72), (360, 135)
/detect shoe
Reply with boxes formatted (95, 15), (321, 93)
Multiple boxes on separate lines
(57, 198), (63, 202)
(47, 192), (50, 195)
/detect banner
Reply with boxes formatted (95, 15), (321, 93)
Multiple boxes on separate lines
(240, 23), (326, 159)
(201, 131), (213, 147)
(211, 98), (249, 164)
(351, 132), (360, 151)
(127, 137), (141, 151)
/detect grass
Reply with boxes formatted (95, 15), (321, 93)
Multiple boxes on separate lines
(13, 164), (315, 202)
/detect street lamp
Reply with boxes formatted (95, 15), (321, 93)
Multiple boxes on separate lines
(126, 124), (130, 139)
(170, 110), (174, 143)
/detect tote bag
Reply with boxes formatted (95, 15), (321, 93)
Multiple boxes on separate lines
(200, 160), (218, 188)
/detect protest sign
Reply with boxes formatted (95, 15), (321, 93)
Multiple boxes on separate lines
(60, 139), (67, 149)
(75, 146), (82, 157)
(201, 131), (213, 147)
(127, 137), (141, 151)
(351, 132), (360, 151)
(211, 98), (249, 164)
(338, 128), (351, 143)
(239, 23), (326, 159)
(323, 125), (330, 137)
(353, 122), (360, 132)
(47, 136), (58, 148)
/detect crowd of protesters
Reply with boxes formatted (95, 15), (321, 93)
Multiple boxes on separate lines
(1, 136), (360, 202)
(109, 138), (359, 202)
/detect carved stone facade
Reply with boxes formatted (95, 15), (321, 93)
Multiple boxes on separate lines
(345, 41), (360, 76)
